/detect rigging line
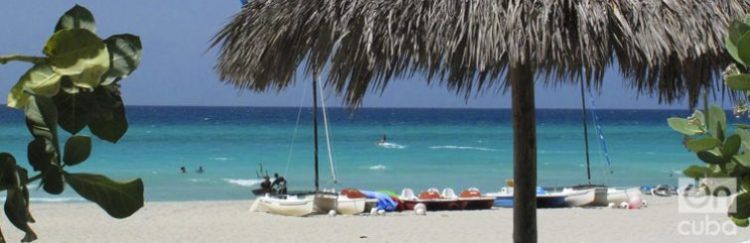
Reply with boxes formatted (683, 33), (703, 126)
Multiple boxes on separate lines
(284, 79), (309, 176)
(580, 79), (592, 184)
(317, 78), (338, 184)
(586, 88), (614, 177)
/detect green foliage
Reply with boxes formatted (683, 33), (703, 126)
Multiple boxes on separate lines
(670, 14), (750, 227)
(62, 136), (91, 166)
(685, 137), (720, 152)
(726, 74), (750, 91)
(55, 5), (96, 34)
(667, 117), (704, 135)
(0, 5), (144, 241)
(667, 105), (750, 226)
(64, 173), (144, 218)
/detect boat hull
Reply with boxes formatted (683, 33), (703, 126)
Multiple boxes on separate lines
(563, 187), (608, 207)
(251, 192), (338, 216)
(492, 194), (567, 208)
(460, 198), (495, 210)
(251, 195), (315, 217)
(402, 199), (464, 211)
(336, 198), (376, 215)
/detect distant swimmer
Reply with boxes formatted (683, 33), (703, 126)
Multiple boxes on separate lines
(180, 166), (187, 174)
(196, 166), (204, 174)
(377, 134), (387, 145)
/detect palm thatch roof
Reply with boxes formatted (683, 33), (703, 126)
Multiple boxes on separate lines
(213, 0), (750, 107)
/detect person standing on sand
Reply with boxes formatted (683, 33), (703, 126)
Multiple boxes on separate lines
(272, 173), (287, 194)
(259, 176), (272, 194)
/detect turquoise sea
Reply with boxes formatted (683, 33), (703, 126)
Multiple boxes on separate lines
(0, 106), (712, 202)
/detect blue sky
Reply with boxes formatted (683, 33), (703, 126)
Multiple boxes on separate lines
(0, 1), (721, 109)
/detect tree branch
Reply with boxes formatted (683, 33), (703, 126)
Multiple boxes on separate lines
(0, 55), (45, 65)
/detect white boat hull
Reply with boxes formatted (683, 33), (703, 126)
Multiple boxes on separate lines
(336, 198), (376, 215)
(607, 187), (642, 205)
(563, 187), (608, 207)
(251, 195), (315, 216)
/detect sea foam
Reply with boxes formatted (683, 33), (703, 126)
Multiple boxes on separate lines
(368, 164), (388, 171)
(223, 178), (261, 187)
(377, 142), (406, 149)
(429, 145), (496, 151)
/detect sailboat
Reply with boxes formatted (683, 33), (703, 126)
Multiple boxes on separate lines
(250, 73), (374, 216)
(250, 72), (340, 216)
(561, 81), (644, 207)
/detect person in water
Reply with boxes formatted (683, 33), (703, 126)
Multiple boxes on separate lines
(379, 134), (387, 144)
(196, 166), (204, 174)
(180, 166), (187, 174)
(272, 173), (287, 195)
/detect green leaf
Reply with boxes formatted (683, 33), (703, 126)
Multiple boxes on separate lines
(5, 63), (62, 109)
(738, 129), (750, 151)
(7, 77), (30, 109)
(88, 86), (128, 143)
(742, 176), (750, 192)
(0, 155), (36, 242)
(101, 34), (142, 85)
(63, 136), (91, 166)
(55, 5), (96, 33)
(727, 21), (750, 66)
(708, 106), (727, 140)
(730, 192), (750, 219)
(697, 150), (728, 165)
(27, 138), (54, 172)
(732, 216), (749, 227)
(43, 166), (64, 195)
(686, 137), (720, 152)
(44, 29), (109, 79)
(69, 60), (110, 90)
(727, 74), (750, 91)
(64, 173), (143, 218)
(723, 134), (742, 158)
(683, 165), (713, 178)
(24, 95), (59, 142)
(667, 118), (703, 135)
(52, 89), (92, 134)
(737, 32), (750, 66)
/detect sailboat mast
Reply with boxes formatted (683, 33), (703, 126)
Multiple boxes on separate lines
(580, 80), (592, 184)
(312, 70), (320, 192)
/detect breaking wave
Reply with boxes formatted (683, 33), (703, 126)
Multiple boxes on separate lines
(368, 164), (388, 171)
(429, 145), (496, 151)
(223, 178), (262, 187)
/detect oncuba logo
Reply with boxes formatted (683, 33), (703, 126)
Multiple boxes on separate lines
(678, 177), (737, 214)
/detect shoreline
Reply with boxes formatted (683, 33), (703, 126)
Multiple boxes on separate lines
(2, 196), (748, 242)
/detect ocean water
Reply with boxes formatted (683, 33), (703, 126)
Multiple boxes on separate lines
(0, 106), (711, 201)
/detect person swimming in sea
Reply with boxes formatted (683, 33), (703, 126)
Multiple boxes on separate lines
(196, 166), (204, 174)
(377, 134), (387, 145)
(180, 166), (187, 174)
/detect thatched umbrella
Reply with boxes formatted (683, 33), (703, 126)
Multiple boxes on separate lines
(212, 1), (750, 242)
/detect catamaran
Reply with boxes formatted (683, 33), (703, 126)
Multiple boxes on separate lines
(250, 72), (372, 216)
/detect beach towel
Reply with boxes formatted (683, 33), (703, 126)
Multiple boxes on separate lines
(361, 190), (398, 212)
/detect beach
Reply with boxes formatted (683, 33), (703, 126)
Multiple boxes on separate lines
(1, 196), (746, 243)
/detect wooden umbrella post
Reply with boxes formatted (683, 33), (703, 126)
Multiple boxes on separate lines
(511, 63), (537, 243)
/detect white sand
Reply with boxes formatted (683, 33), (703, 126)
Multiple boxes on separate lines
(1, 196), (749, 242)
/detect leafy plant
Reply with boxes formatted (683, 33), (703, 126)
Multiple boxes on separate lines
(0, 5), (143, 242)
(668, 14), (750, 228)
